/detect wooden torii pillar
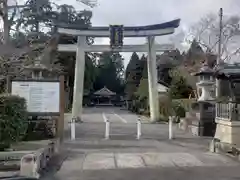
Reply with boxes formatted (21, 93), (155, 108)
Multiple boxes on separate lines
(57, 19), (180, 140)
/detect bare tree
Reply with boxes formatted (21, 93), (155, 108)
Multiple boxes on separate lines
(0, 0), (22, 45)
(0, 0), (44, 82)
(0, 0), (96, 83)
(186, 13), (240, 63)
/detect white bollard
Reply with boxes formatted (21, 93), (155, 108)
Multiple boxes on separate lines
(137, 118), (141, 140)
(105, 119), (110, 139)
(169, 116), (173, 140)
(20, 154), (40, 179)
(71, 118), (76, 140)
(102, 113), (106, 122)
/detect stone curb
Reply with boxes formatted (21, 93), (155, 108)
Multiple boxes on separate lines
(0, 151), (35, 161)
(210, 139), (240, 161)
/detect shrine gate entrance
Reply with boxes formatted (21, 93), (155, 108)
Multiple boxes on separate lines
(57, 19), (180, 140)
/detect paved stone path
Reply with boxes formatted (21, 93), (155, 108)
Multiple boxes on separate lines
(44, 107), (240, 180)
(60, 151), (238, 171)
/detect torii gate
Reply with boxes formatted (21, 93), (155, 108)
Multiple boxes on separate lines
(57, 19), (180, 140)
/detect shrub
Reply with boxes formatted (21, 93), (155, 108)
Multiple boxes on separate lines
(0, 94), (28, 150)
(168, 68), (194, 99)
(172, 99), (196, 112)
(172, 101), (186, 117)
(23, 121), (54, 141)
(171, 101), (186, 123)
(159, 95), (174, 121)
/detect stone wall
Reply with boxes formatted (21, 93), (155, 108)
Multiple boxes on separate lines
(215, 119), (240, 148)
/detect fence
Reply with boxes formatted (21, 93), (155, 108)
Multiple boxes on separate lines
(216, 102), (240, 121)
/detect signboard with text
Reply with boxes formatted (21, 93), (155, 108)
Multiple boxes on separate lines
(11, 80), (60, 114)
(109, 25), (124, 48)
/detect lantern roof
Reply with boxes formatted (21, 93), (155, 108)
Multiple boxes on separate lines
(192, 62), (214, 76)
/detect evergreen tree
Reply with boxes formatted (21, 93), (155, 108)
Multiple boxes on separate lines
(125, 52), (142, 100)
(168, 69), (193, 99)
(185, 39), (205, 65)
(93, 52), (124, 94)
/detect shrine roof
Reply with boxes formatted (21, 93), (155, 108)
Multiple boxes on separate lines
(94, 86), (116, 96)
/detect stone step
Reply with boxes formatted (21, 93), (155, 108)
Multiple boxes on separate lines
(0, 160), (20, 171)
(0, 151), (34, 161)
(0, 171), (19, 177)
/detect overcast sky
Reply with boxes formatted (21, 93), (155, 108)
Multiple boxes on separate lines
(59, 0), (239, 66)
(15, 0), (240, 66)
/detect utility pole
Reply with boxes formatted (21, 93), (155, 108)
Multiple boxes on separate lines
(216, 8), (223, 98)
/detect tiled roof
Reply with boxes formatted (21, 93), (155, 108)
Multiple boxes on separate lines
(94, 86), (116, 96)
(215, 63), (240, 78)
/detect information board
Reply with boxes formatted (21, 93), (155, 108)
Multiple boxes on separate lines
(11, 81), (60, 113)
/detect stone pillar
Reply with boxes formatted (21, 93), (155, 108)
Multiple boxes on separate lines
(147, 36), (160, 122)
(72, 36), (86, 122)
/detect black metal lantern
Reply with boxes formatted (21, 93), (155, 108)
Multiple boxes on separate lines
(214, 63), (240, 102)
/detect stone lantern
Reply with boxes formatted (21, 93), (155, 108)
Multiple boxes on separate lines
(194, 63), (215, 102)
(23, 57), (48, 79)
(23, 57), (63, 80)
(190, 63), (216, 137)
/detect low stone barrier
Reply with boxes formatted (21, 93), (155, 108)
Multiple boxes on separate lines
(20, 138), (60, 179)
(210, 139), (240, 161)
(0, 138), (60, 179)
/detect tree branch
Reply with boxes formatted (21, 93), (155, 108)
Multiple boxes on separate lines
(188, 14), (240, 63)
(8, 0), (18, 28)
(223, 47), (240, 61)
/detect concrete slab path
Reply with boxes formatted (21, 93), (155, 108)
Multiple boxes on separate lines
(43, 107), (240, 180)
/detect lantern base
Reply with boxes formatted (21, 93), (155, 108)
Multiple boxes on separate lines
(191, 102), (216, 137)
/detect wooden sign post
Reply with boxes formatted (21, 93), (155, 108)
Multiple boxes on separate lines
(58, 75), (65, 141)
(10, 76), (65, 142)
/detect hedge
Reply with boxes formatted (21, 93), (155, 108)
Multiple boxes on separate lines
(0, 94), (28, 150)
(172, 98), (197, 112)
(129, 95), (190, 122)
